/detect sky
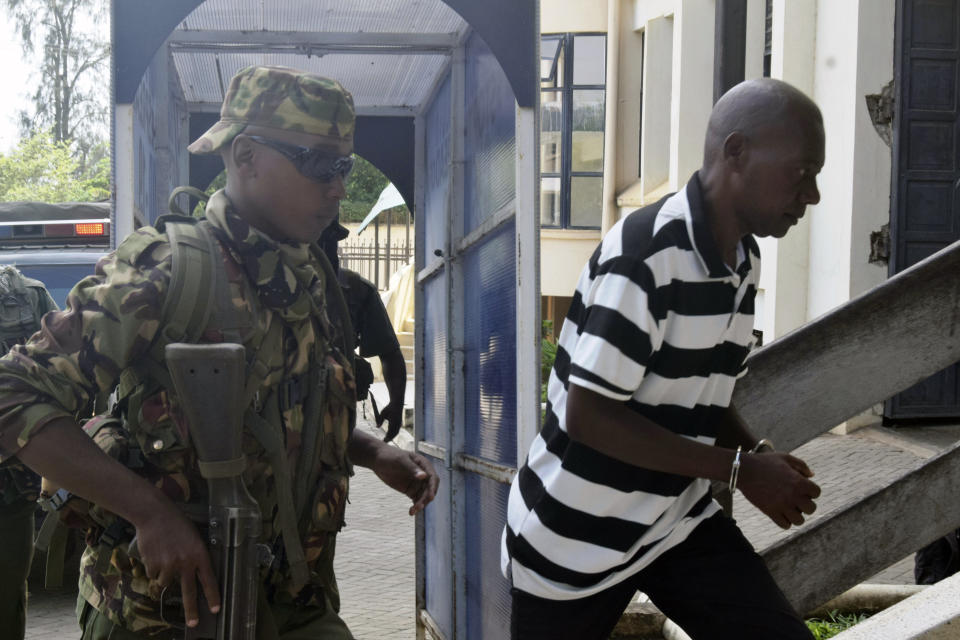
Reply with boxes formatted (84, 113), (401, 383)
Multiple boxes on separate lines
(0, 5), (110, 154)
(0, 8), (34, 153)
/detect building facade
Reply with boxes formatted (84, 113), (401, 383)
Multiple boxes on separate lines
(539, 0), (958, 422)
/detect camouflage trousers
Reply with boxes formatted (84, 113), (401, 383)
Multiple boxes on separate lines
(0, 498), (36, 640)
(77, 594), (353, 640)
(77, 537), (351, 640)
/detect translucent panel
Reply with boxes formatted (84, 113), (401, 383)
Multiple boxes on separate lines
(573, 34), (607, 85)
(421, 275), (448, 448)
(424, 75), (452, 261)
(540, 35), (563, 87)
(540, 91), (563, 172)
(571, 90), (605, 172)
(570, 176), (603, 228)
(540, 177), (562, 226)
(425, 466), (453, 637)
(181, 0), (467, 35)
(464, 33), (517, 234)
(465, 474), (512, 640)
(172, 51), (448, 111)
(463, 222), (517, 465)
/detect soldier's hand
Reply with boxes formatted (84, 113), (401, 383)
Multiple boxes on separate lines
(134, 500), (220, 628)
(372, 446), (440, 515)
(378, 400), (404, 443)
(738, 452), (820, 529)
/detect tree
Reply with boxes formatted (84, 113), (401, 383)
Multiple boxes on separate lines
(341, 155), (408, 224)
(0, 130), (110, 202)
(5, 0), (110, 154)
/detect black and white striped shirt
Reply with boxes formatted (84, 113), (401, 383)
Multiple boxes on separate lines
(502, 173), (760, 599)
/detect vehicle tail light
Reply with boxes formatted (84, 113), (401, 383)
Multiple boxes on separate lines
(75, 223), (105, 236)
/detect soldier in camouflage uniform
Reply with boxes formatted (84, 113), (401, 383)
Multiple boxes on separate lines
(0, 65), (439, 639)
(0, 267), (57, 640)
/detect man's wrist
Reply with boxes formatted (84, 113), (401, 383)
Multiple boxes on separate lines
(347, 428), (386, 468)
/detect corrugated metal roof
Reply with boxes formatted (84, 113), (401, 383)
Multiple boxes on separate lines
(179, 0), (465, 36)
(170, 0), (465, 112)
(174, 51), (449, 110)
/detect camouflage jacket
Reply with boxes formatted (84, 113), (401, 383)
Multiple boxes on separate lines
(0, 269), (58, 506)
(0, 191), (356, 636)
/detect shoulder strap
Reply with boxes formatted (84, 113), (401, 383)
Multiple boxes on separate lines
(161, 220), (218, 345)
(132, 219), (229, 397)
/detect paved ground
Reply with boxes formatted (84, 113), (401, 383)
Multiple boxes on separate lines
(23, 414), (960, 639)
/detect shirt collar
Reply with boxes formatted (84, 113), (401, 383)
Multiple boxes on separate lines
(685, 171), (756, 280)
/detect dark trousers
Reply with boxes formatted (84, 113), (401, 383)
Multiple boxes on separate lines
(511, 514), (812, 640)
(0, 499), (36, 640)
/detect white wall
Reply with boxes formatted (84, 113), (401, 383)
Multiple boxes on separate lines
(806, 0), (894, 320)
(540, 229), (601, 296)
(541, 0), (608, 33)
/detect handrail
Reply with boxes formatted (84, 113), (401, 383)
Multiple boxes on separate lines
(733, 237), (960, 451)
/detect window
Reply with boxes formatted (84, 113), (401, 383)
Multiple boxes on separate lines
(540, 33), (607, 229)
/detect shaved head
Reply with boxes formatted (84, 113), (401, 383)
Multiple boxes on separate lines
(704, 78), (822, 168)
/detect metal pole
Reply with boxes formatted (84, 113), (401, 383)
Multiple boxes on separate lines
(713, 0), (748, 103)
(386, 209), (392, 289)
(374, 218), (380, 289)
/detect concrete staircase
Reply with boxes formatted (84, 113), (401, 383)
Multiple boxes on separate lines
(397, 316), (414, 380)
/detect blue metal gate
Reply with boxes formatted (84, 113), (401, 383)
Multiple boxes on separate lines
(415, 27), (540, 640)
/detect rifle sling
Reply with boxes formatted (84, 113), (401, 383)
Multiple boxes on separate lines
(293, 361), (327, 528)
(244, 401), (311, 589)
(197, 457), (248, 479)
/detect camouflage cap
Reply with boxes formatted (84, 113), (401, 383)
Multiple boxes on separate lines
(188, 65), (355, 155)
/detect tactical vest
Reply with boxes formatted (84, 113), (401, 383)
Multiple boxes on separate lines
(38, 212), (357, 601)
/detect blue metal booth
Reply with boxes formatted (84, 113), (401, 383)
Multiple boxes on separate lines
(112, 1), (541, 638)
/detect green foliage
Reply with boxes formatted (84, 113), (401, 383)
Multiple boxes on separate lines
(190, 170), (227, 217)
(541, 320), (557, 403)
(805, 611), (870, 639)
(341, 155), (408, 223)
(0, 130), (109, 202)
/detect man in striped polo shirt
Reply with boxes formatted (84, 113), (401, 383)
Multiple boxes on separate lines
(503, 78), (824, 639)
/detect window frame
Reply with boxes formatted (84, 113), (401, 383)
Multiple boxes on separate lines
(540, 32), (607, 230)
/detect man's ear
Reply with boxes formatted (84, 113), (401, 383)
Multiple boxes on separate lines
(229, 135), (257, 176)
(722, 131), (748, 169)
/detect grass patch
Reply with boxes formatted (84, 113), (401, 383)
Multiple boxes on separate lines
(805, 610), (870, 639)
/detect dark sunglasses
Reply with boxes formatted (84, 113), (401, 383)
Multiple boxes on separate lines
(246, 135), (354, 183)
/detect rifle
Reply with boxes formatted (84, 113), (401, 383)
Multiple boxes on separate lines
(166, 343), (264, 640)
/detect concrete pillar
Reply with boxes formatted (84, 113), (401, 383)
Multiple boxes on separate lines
(642, 15), (674, 194)
(668, 0), (714, 190)
(114, 104), (136, 243)
(601, 0), (622, 234)
(743, 0), (765, 80)
(807, 0), (893, 319)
